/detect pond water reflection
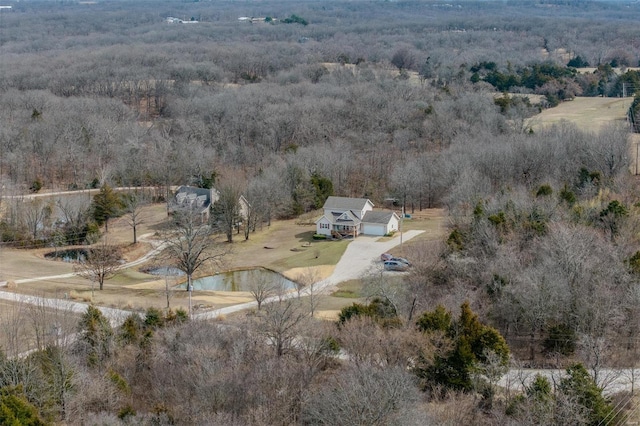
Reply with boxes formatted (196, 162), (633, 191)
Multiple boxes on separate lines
(182, 268), (297, 292)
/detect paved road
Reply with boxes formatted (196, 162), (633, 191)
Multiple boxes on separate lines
(499, 368), (640, 396)
(0, 186), (162, 200)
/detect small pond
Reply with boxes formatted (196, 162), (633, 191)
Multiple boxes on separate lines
(142, 266), (186, 277)
(181, 268), (297, 292)
(44, 248), (88, 263)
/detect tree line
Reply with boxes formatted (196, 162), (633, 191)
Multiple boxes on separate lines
(0, 293), (622, 424)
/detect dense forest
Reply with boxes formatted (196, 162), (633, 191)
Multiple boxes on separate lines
(3, 0), (640, 424)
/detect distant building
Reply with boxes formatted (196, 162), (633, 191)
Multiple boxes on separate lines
(166, 17), (199, 24)
(168, 186), (215, 221)
(168, 186), (251, 223)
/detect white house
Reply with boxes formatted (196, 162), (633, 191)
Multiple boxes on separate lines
(315, 196), (400, 237)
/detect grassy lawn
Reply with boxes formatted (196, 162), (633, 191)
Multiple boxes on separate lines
(269, 239), (350, 271)
(330, 279), (363, 298)
(108, 268), (158, 286)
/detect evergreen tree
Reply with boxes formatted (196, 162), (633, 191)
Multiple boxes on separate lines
(558, 363), (615, 426)
(310, 172), (334, 210)
(416, 302), (510, 392)
(0, 385), (46, 426)
(91, 184), (123, 232)
(76, 305), (114, 368)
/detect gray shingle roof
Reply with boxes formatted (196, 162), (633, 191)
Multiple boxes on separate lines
(323, 196), (373, 211)
(327, 210), (361, 225)
(362, 210), (396, 224)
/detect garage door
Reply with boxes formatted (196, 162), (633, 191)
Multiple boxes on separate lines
(362, 223), (385, 236)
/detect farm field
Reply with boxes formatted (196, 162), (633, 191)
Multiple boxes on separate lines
(531, 96), (633, 133)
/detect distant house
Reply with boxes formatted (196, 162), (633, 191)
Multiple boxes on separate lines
(169, 186), (252, 224)
(315, 196), (400, 238)
(166, 17), (198, 24)
(168, 186), (216, 221)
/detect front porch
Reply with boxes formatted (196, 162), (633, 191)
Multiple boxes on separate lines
(331, 224), (359, 239)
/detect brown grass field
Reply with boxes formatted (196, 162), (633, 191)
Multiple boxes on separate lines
(530, 96), (633, 133)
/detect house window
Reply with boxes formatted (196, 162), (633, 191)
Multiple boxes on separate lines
(320, 223), (329, 229)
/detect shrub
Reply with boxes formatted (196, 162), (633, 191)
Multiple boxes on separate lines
(338, 298), (399, 327)
(29, 178), (43, 193)
(446, 228), (465, 251)
(312, 234), (327, 240)
(543, 323), (576, 356)
(536, 184), (553, 197)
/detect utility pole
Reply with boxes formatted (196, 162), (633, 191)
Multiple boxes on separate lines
(400, 206), (404, 252)
(636, 142), (640, 176)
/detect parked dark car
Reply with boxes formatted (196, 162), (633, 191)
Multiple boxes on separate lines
(384, 260), (408, 271)
(390, 257), (411, 266)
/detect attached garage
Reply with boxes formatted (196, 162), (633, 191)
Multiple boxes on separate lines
(362, 211), (400, 236)
(362, 222), (386, 236)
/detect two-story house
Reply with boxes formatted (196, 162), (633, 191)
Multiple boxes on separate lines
(315, 196), (400, 238)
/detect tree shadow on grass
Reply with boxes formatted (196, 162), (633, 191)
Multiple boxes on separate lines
(295, 230), (315, 243)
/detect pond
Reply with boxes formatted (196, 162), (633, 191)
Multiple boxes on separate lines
(181, 268), (297, 292)
(44, 248), (88, 263)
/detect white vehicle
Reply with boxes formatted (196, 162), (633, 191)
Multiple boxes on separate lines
(384, 260), (408, 271)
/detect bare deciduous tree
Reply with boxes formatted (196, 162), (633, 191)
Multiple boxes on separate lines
(302, 365), (425, 426)
(247, 271), (280, 311)
(212, 181), (243, 243)
(20, 198), (52, 241)
(163, 209), (227, 318)
(121, 190), (149, 244)
(295, 267), (322, 317)
(74, 239), (122, 293)
(258, 297), (310, 357)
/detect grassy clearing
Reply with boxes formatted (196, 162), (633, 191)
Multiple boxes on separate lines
(330, 279), (363, 298)
(108, 269), (157, 286)
(270, 239), (350, 271)
(530, 96), (633, 133)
